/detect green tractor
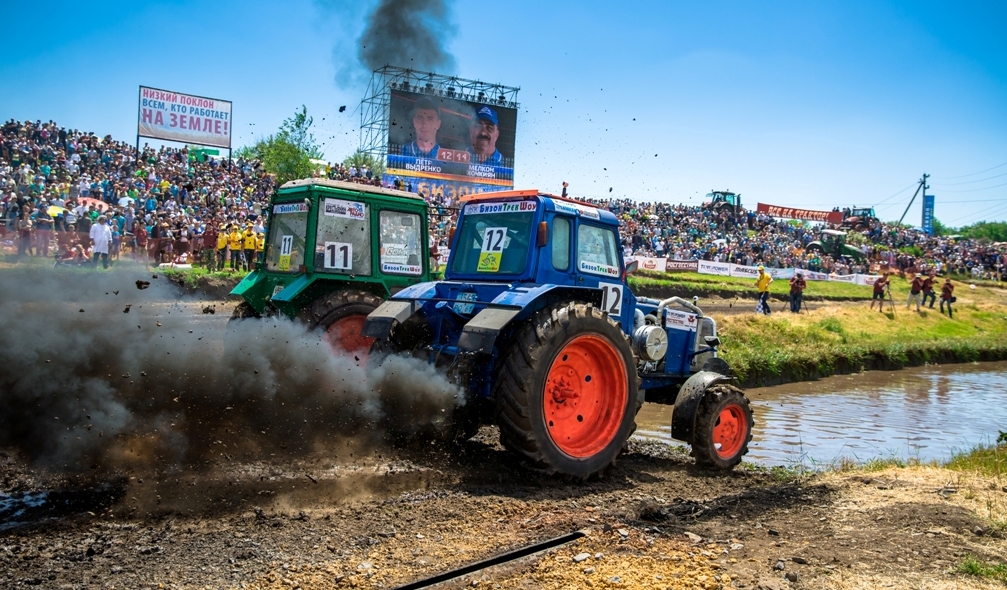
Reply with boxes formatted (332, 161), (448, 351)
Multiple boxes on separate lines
(703, 190), (742, 216)
(230, 179), (432, 353)
(806, 229), (865, 262)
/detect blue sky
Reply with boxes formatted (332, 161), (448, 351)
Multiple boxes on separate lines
(2, 1), (1005, 227)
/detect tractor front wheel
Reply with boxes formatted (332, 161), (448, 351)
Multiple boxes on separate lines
(690, 384), (754, 470)
(495, 302), (641, 478)
(298, 289), (383, 355)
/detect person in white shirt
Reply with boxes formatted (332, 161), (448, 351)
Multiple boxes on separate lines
(89, 215), (113, 269)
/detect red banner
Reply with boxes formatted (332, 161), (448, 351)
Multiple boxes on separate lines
(756, 203), (843, 224)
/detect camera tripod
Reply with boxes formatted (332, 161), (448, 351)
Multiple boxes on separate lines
(885, 285), (896, 316)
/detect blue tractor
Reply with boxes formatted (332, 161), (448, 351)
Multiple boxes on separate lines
(363, 190), (753, 478)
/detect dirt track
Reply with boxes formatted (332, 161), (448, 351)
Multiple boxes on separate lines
(3, 433), (1005, 590)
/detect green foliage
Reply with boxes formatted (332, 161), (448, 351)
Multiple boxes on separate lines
(932, 217), (953, 237)
(999, 430), (1007, 445)
(960, 221), (1007, 243)
(233, 106), (323, 185)
(342, 149), (386, 178)
(899, 245), (923, 257)
(817, 317), (845, 334)
(956, 554), (1007, 584)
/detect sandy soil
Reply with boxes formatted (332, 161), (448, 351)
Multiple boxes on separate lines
(2, 434), (1005, 590)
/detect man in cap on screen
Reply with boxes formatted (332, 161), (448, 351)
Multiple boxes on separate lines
(468, 106), (503, 165)
(402, 97), (441, 158)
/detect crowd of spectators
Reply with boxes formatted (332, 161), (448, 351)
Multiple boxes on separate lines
(3, 118), (1003, 281)
(1, 119), (275, 268)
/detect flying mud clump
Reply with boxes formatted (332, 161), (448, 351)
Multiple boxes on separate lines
(0, 268), (461, 472)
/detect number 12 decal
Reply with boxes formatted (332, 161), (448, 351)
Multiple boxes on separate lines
(324, 241), (352, 270)
(599, 283), (623, 315)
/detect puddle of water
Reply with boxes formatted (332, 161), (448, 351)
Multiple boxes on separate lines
(635, 361), (1007, 467)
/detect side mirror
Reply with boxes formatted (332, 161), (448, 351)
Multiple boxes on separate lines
(537, 221), (549, 247)
(624, 259), (639, 274)
(304, 198), (311, 209)
(704, 336), (721, 347)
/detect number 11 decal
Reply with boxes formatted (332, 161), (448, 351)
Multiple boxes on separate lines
(324, 241), (352, 270)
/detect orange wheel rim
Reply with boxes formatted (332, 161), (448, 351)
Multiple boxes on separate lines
(713, 404), (748, 459)
(325, 314), (374, 354)
(544, 334), (627, 458)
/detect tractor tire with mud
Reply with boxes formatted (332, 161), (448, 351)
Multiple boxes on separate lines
(229, 301), (261, 321)
(690, 384), (754, 470)
(297, 289), (383, 355)
(494, 302), (642, 479)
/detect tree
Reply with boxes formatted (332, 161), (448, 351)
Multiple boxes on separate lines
(232, 106), (322, 185)
(342, 149), (385, 178)
(931, 217), (953, 236)
(960, 221), (1007, 242)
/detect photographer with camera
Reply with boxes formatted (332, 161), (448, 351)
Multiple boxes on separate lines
(870, 272), (890, 313)
(907, 274), (924, 312)
(789, 272), (806, 313)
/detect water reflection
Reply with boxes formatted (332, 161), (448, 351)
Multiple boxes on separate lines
(634, 361), (1007, 467)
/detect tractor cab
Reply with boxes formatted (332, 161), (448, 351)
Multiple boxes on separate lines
(229, 179), (432, 352)
(849, 207), (875, 219)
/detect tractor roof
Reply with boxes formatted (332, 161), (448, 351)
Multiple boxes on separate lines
(459, 190), (618, 225)
(821, 229), (846, 236)
(279, 178), (424, 201)
(460, 189), (600, 208)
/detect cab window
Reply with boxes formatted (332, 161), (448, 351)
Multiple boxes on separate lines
(314, 197), (371, 275)
(552, 217), (570, 271)
(379, 210), (423, 275)
(577, 224), (620, 278)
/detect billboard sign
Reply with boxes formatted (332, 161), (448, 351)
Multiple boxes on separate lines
(756, 203), (844, 224)
(384, 89), (517, 196)
(922, 194), (935, 236)
(138, 86), (232, 149)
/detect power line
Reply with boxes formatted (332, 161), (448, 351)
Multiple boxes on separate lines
(931, 170), (1007, 187)
(872, 182), (919, 207)
(945, 200), (1007, 226)
(939, 159), (1007, 180)
(934, 180), (1007, 194)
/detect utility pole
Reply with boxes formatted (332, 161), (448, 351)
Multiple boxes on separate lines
(898, 173), (929, 227)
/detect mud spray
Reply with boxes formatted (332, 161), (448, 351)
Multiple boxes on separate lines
(0, 268), (461, 473)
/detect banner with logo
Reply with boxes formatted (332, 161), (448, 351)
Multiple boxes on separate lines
(756, 203), (843, 224)
(632, 256), (667, 272)
(697, 260), (731, 276)
(730, 264), (795, 280)
(138, 86), (232, 149)
(665, 259), (699, 272)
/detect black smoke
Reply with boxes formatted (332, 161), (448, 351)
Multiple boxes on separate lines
(0, 268), (461, 472)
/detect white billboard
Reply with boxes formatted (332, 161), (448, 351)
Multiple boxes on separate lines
(137, 86), (232, 149)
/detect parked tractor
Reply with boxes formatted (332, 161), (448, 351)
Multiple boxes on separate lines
(840, 207), (877, 231)
(703, 190), (742, 217)
(806, 228), (865, 262)
(363, 190), (754, 478)
(230, 179), (432, 353)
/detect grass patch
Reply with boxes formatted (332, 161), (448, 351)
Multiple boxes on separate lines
(946, 439), (1007, 478)
(956, 554), (1007, 585)
(716, 291), (1007, 386)
(159, 266), (245, 290)
(629, 270), (878, 301)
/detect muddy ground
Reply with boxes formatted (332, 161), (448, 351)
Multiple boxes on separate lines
(2, 433), (1005, 590)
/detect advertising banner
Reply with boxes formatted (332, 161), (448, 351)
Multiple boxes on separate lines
(138, 86), (232, 149)
(697, 260), (731, 276)
(729, 264), (795, 280)
(665, 259), (699, 272)
(922, 194), (935, 236)
(803, 270), (830, 282)
(385, 89), (517, 195)
(857, 274), (883, 287)
(633, 256), (667, 272)
(756, 203), (844, 224)
(830, 274), (858, 283)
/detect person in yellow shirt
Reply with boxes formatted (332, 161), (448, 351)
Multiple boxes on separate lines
(255, 231), (265, 261)
(216, 224), (229, 271)
(242, 223), (257, 271)
(755, 265), (773, 315)
(227, 225), (243, 270)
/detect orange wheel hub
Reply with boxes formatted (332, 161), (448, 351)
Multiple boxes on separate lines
(713, 403), (748, 459)
(544, 335), (627, 458)
(324, 314), (374, 354)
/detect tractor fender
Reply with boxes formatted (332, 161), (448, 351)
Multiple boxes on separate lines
(670, 370), (736, 443)
(457, 285), (604, 353)
(361, 282), (439, 339)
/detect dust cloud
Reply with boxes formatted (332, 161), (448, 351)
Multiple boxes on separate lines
(0, 268), (461, 472)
